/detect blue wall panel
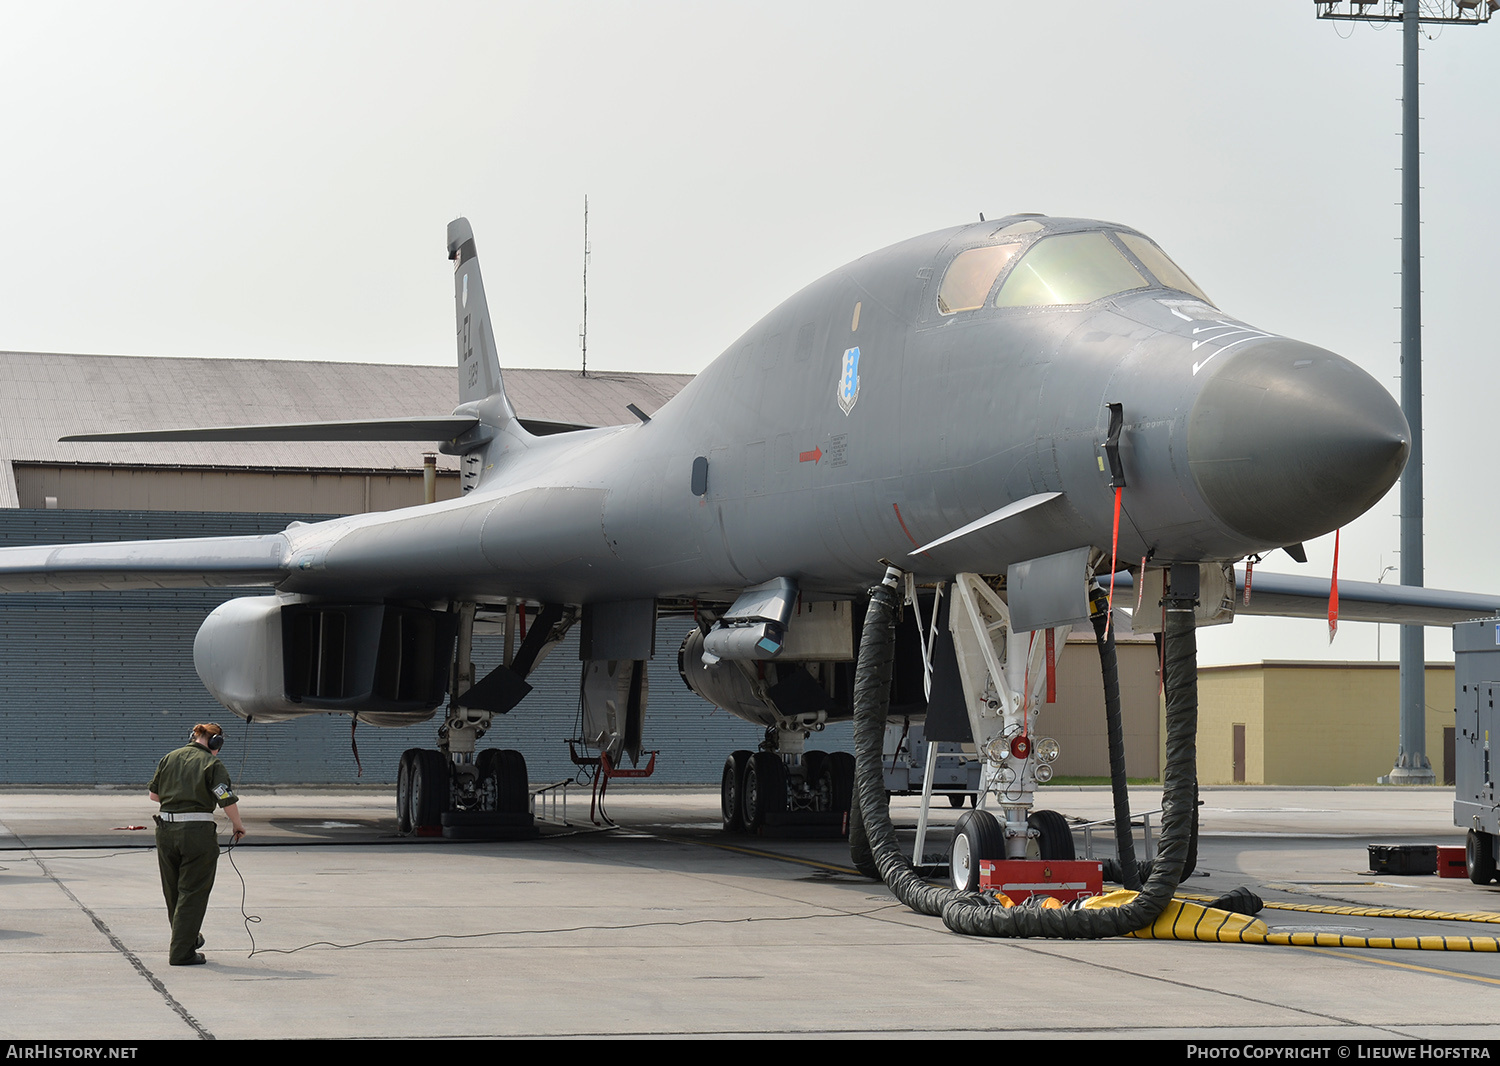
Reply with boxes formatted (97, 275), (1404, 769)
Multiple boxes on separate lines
(0, 511), (853, 786)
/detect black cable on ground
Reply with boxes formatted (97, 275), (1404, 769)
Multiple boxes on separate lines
(852, 566), (1204, 938)
(1089, 584), (1140, 891)
(222, 839), (263, 954)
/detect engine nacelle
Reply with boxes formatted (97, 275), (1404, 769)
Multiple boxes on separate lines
(678, 627), (847, 730)
(194, 596), (457, 725)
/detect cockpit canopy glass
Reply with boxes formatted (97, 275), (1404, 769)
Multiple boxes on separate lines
(936, 227), (1216, 315)
(1116, 232), (1213, 305)
(936, 243), (1023, 314)
(993, 219), (1044, 237)
(994, 232), (1148, 308)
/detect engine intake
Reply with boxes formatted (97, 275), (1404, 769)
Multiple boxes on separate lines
(195, 597), (457, 724)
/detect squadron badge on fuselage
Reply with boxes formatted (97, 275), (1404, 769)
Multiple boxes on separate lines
(838, 346), (860, 415)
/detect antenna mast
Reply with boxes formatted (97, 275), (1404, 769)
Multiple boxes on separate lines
(580, 195), (590, 378)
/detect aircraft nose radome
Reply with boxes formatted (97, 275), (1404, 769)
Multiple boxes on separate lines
(1186, 339), (1409, 547)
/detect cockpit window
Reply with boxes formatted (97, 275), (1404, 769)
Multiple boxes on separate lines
(994, 232), (1148, 308)
(1116, 232), (1213, 305)
(936, 243), (1023, 314)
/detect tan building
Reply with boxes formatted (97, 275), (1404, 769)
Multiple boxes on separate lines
(1195, 661), (1455, 786)
(1042, 632), (1163, 780)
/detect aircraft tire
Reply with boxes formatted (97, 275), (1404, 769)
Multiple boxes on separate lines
(499, 749), (530, 814)
(950, 809), (1003, 892)
(410, 749), (450, 829)
(827, 751), (856, 814)
(722, 750), (752, 832)
(1467, 829), (1497, 885)
(742, 751), (787, 830)
(498, 749), (534, 815)
(947, 793), (966, 809)
(478, 749), (530, 815)
(396, 749), (420, 834)
(1027, 809), (1075, 861)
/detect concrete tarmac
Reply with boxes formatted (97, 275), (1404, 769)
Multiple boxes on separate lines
(3, 784), (1499, 1041)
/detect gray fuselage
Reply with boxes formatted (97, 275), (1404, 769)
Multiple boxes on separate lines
(277, 215), (1408, 607)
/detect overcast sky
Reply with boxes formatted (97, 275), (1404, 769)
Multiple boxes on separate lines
(1, 1), (1495, 667)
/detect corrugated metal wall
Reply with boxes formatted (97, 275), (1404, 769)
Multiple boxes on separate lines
(0, 511), (853, 786)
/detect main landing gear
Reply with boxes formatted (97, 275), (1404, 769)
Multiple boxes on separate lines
(720, 729), (855, 836)
(394, 600), (541, 840)
(396, 599), (561, 839)
(395, 745), (537, 839)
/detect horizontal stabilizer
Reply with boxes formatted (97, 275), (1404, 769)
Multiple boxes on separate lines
(518, 417), (598, 436)
(1116, 569), (1500, 627)
(61, 417), (481, 444)
(0, 535), (288, 593)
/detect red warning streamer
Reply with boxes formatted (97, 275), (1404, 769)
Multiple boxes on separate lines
(1045, 627), (1056, 704)
(1328, 529), (1341, 644)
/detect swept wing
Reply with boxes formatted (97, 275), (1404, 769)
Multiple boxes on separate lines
(1236, 569), (1500, 627)
(1115, 568), (1500, 627)
(0, 534), (287, 592)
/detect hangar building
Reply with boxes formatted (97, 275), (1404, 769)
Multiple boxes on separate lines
(0, 351), (722, 788)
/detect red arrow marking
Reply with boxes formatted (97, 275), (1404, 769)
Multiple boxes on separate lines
(799, 446), (822, 464)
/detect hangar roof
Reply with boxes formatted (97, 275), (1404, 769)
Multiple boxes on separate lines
(0, 351), (693, 507)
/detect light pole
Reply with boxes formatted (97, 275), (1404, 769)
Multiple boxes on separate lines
(1313, 0), (1493, 784)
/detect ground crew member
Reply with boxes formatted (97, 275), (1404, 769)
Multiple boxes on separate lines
(147, 722), (246, 966)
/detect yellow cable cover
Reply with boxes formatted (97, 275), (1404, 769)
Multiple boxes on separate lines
(1074, 892), (1500, 950)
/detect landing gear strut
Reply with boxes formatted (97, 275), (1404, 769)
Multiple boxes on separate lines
(719, 727), (854, 837)
(914, 573), (1076, 866)
(393, 600), (538, 839)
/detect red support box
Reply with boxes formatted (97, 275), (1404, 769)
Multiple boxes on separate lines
(979, 859), (1104, 902)
(1437, 845), (1467, 879)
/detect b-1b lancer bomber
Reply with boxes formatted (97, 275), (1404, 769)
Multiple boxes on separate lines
(0, 212), (1445, 864)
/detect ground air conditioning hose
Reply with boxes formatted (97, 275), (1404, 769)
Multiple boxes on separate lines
(852, 567), (1201, 938)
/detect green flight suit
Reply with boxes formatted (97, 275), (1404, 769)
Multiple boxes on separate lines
(149, 743), (238, 964)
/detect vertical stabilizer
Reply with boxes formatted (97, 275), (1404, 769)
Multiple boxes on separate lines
(447, 218), (515, 419)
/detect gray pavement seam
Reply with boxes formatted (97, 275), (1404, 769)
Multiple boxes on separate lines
(987, 936), (1413, 1036)
(30, 851), (214, 1041)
